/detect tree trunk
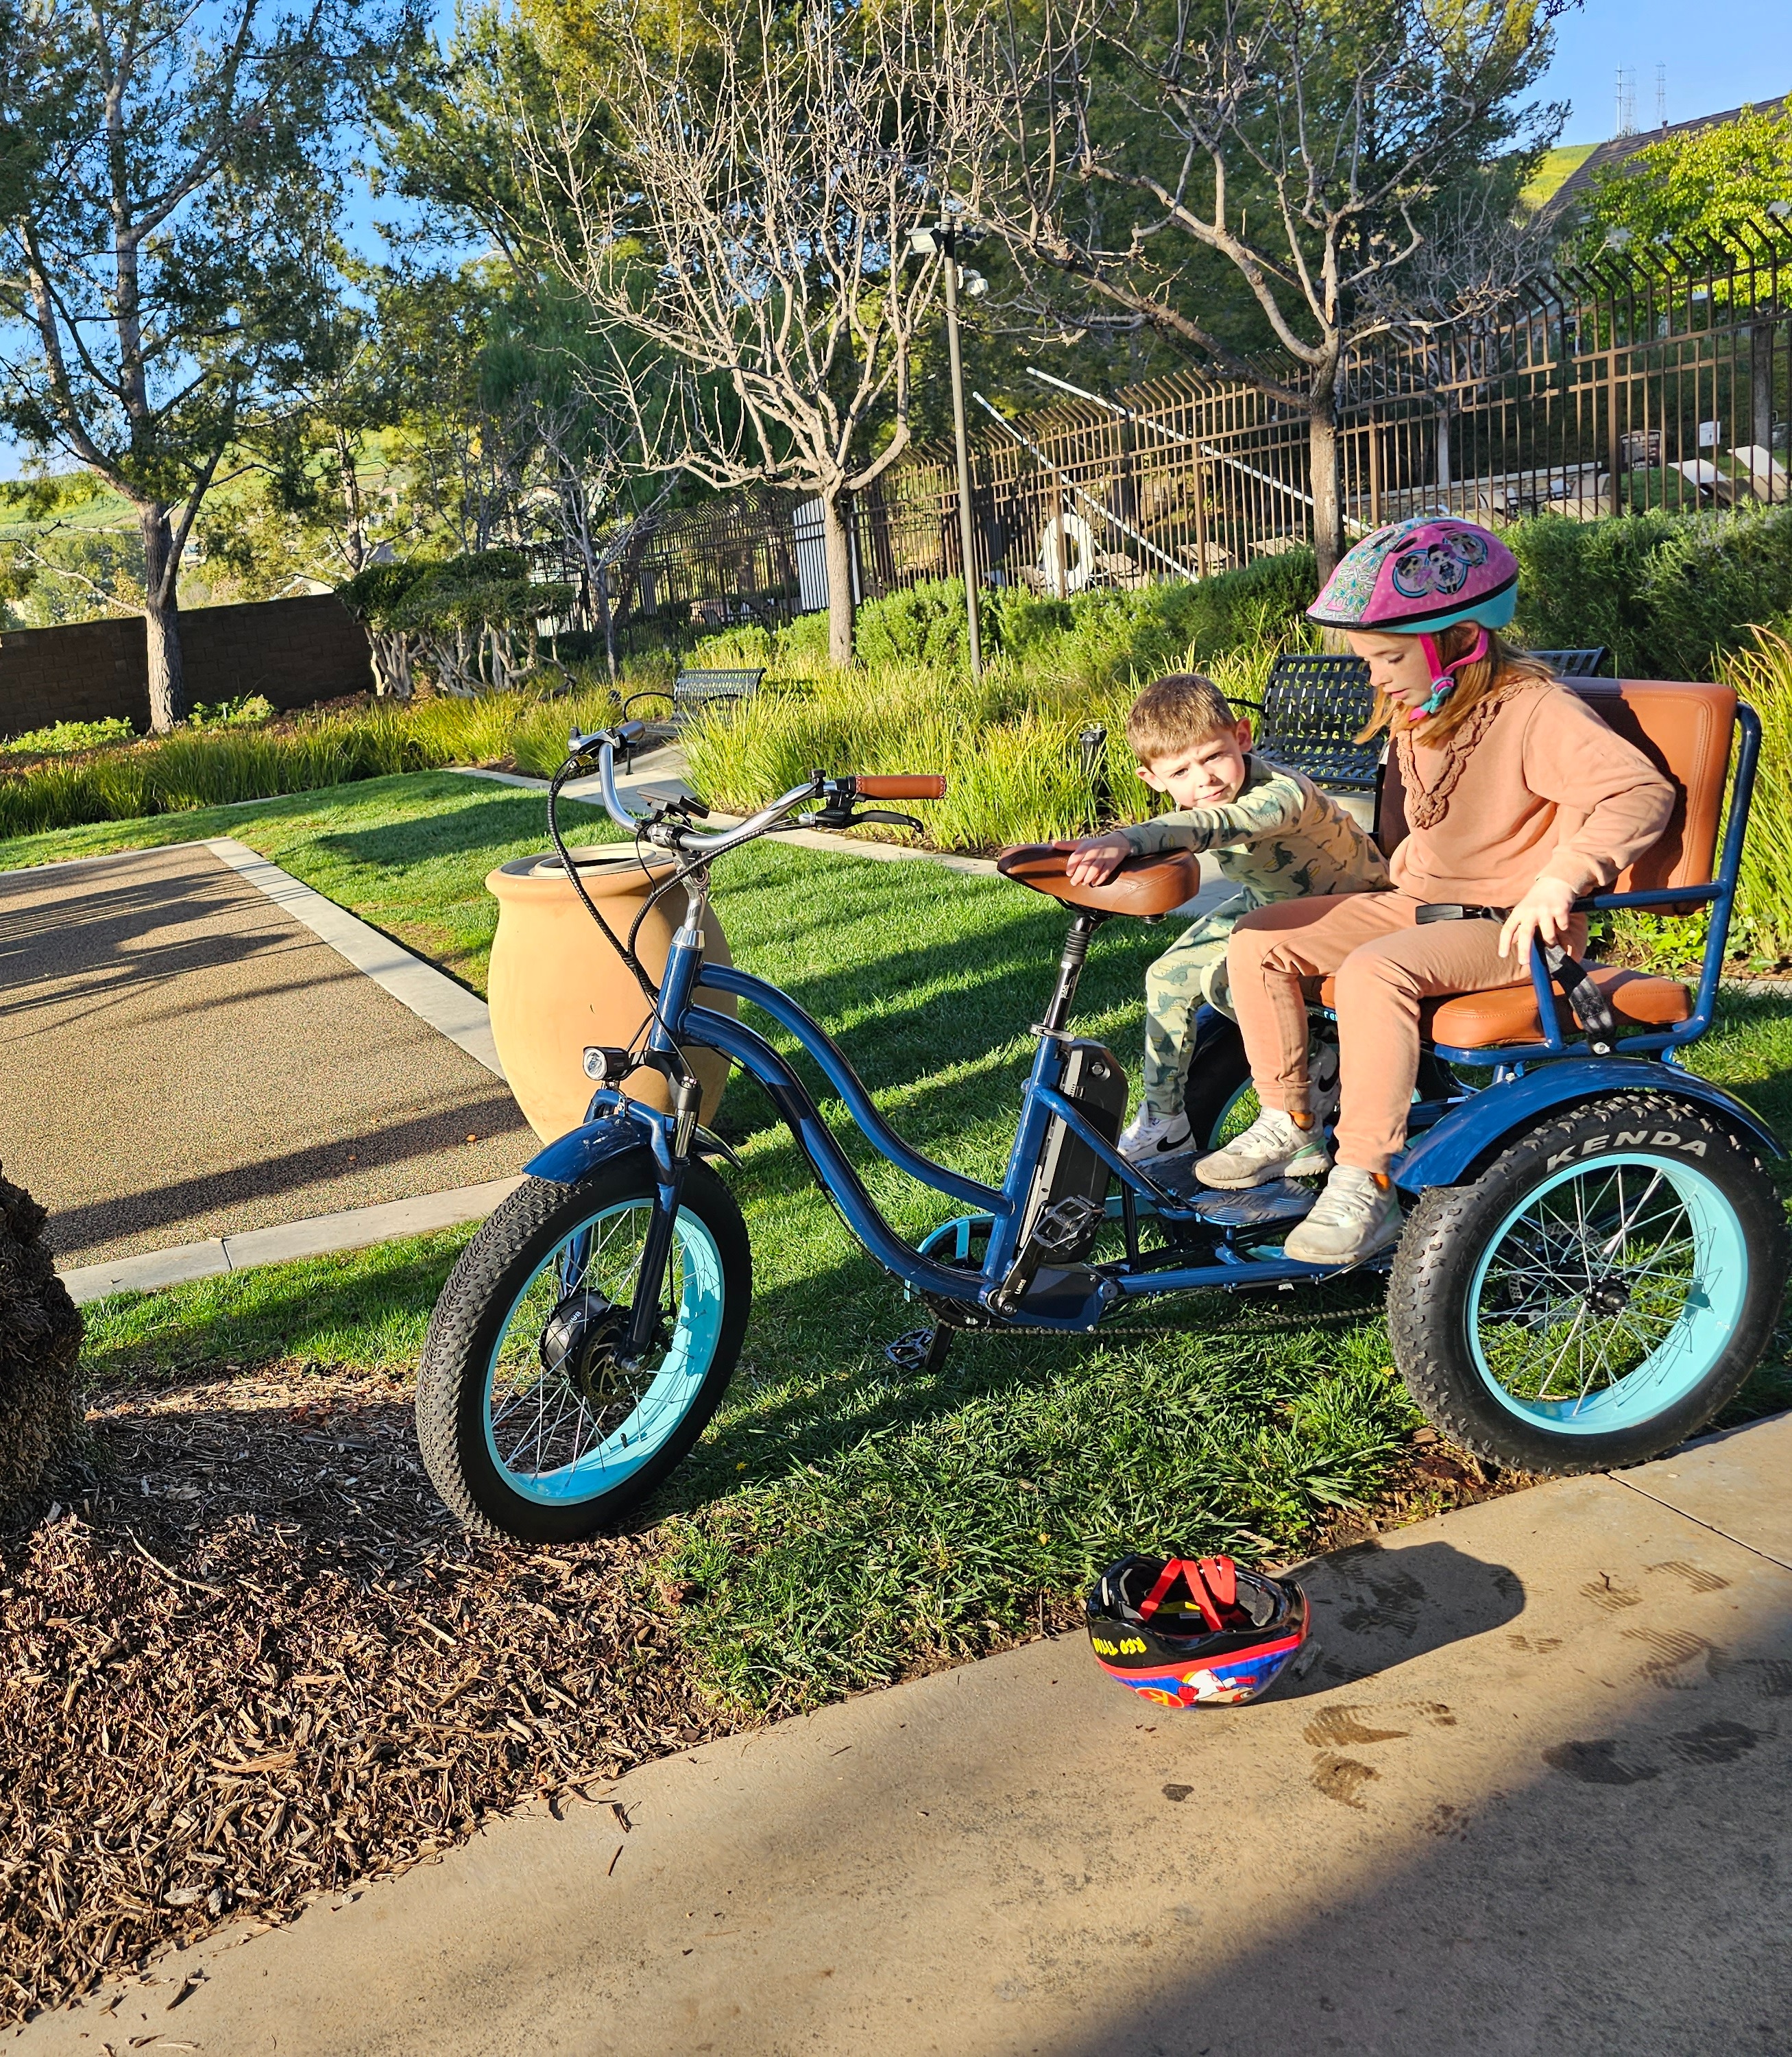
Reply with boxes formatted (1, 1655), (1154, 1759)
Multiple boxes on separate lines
(823, 489), (856, 668)
(1307, 386), (1344, 584)
(139, 504), (187, 732)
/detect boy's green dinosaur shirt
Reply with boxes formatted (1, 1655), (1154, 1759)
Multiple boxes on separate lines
(1117, 754), (1390, 912)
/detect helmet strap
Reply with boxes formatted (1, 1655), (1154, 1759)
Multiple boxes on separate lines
(1411, 626), (1491, 723)
(1137, 1556), (1233, 1633)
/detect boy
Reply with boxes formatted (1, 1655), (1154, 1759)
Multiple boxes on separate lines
(1065, 673), (1390, 1163)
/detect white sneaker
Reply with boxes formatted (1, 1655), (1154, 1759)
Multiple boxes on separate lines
(1119, 1107), (1193, 1162)
(1284, 1166), (1403, 1265)
(1194, 1107), (1331, 1190)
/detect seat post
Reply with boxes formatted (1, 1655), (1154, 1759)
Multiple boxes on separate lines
(1039, 911), (1105, 1035)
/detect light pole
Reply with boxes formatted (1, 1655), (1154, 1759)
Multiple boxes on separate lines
(911, 223), (986, 680)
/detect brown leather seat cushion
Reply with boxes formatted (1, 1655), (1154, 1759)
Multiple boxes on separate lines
(1315, 965), (1693, 1048)
(997, 842), (1202, 917)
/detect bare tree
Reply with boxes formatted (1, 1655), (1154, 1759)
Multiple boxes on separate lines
(968, 0), (1566, 575)
(509, 0), (976, 666)
(0, 0), (378, 730)
(529, 389), (675, 679)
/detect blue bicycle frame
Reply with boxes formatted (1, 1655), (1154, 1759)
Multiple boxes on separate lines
(529, 715), (1780, 1353)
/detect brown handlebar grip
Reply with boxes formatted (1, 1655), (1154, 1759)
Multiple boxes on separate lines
(853, 775), (947, 800)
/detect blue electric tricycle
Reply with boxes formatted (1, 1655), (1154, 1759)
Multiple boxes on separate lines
(417, 682), (1788, 1542)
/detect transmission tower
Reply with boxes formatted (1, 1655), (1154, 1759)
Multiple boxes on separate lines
(1615, 66), (1637, 137)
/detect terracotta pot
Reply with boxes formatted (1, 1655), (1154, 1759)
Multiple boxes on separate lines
(486, 847), (735, 1144)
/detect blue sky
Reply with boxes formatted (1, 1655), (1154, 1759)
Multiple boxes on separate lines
(1542, 0), (1792, 143)
(6, 0), (1791, 481)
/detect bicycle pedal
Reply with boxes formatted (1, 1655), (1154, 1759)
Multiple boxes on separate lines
(886, 1326), (951, 1373)
(1030, 1193), (1105, 1255)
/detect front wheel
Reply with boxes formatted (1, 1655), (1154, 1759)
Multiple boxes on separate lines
(1389, 1093), (1787, 1476)
(417, 1155), (751, 1540)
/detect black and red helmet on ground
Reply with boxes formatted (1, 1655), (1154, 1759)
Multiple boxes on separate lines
(1086, 1552), (1309, 1707)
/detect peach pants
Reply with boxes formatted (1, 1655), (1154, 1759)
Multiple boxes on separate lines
(1225, 892), (1564, 1174)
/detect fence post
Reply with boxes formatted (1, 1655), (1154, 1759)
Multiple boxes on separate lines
(1368, 422), (1382, 529)
(1190, 443), (1210, 580)
(1050, 467), (1068, 599)
(1606, 337), (1622, 520)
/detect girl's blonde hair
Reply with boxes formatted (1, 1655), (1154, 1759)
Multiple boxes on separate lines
(1357, 626), (1556, 749)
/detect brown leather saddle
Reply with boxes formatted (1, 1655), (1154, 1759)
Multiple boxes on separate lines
(995, 842), (1202, 918)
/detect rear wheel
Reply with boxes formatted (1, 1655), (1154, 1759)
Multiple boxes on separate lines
(417, 1155), (751, 1540)
(1390, 1094), (1787, 1474)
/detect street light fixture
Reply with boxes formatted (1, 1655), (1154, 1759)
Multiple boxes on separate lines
(910, 220), (985, 679)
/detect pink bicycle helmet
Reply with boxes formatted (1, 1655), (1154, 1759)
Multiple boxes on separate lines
(1309, 516), (1518, 635)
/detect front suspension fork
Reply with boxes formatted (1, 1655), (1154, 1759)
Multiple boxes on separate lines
(621, 1074), (702, 1364)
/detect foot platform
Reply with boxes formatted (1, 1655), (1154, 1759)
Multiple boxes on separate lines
(1181, 1179), (1320, 1229)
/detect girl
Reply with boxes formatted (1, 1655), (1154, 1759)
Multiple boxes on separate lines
(1194, 516), (1675, 1266)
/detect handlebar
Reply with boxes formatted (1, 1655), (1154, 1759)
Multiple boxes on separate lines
(572, 723), (945, 857)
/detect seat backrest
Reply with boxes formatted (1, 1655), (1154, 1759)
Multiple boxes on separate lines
(1373, 679), (1736, 895)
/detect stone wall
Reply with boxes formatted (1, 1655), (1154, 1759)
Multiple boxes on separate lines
(0, 595), (374, 737)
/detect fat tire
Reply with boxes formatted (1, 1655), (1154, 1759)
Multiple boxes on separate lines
(1182, 1020), (1254, 1151)
(1389, 1092), (1787, 1476)
(416, 1155), (750, 1541)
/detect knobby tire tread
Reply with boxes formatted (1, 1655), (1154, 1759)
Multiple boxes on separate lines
(1389, 1091), (1787, 1476)
(415, 1163), (750, 1541)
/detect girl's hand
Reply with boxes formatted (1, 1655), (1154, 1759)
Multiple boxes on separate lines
(1499, 876), (1577, 963)
(1064, 832), (1133, 886)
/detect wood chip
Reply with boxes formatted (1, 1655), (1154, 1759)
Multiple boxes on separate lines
(1, 1364), (726, 2026)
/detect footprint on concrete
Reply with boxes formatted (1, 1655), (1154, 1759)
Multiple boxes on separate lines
(1738, 1659), (1792, 1699)
(1311, 1755), (1379, 1809)
(1332, 1548), (1427, 1640)
(1422, 1802), (1470, 1840)
(1506, 1633), (1564, 1655)
(1581, 1574), (1644, 1613)
(1667, 1720), (1763, 1766)
(1303, 1705), (1409, 1748)
(1542, 1738), (1661, 1786)
(1645, 1560), (1731, 1594)
(1412, 1700), (1458, 1727)
(1623, 1626), (1723, 1689)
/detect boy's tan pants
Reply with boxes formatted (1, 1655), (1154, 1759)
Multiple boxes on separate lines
(1226, 892), (1571, 1174)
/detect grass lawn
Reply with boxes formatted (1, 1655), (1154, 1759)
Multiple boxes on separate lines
(26, 772), (1792, 1718)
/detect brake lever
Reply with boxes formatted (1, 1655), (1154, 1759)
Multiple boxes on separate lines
(798, 806), (925, 835)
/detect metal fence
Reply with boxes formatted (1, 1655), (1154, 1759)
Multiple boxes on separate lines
(598, 228), (1791, 633)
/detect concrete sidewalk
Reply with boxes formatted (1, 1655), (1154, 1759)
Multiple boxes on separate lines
(34, 1410), (1791, 2057)
(0, 841), (532, 1268)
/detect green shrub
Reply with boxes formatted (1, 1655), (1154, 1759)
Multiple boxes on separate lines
(0, 686), (622, 841)
(187, 693), (276, 730)
(853, 579), (982, 669)
(1723, 627), (1792, 963)
(0, 714), (136, 754)
(1509, 505), (1792, 679)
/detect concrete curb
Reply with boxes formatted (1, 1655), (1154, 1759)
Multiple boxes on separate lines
(204, 837), (505, 1079)
(58, 1175), (525, 1304)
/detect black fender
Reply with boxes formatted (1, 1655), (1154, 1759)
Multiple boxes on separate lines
(524, 1112), (741, 1187)
(1394, 1057), (1782, 1194)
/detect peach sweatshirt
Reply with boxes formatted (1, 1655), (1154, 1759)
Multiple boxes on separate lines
(1388, 679), (1674, 906)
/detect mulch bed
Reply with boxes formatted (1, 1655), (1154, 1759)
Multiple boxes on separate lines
(1, 1359), (1531, 2032)
(0, 1364), (734, 2029)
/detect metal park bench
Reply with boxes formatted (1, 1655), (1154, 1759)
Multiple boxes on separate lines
(1246, 647), (1612, 794)
(1532, 647), (1609, 677)
(673, 666), (764, 718)
(1250, 652), (1379, 792)
(624, 667), (766, 736)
